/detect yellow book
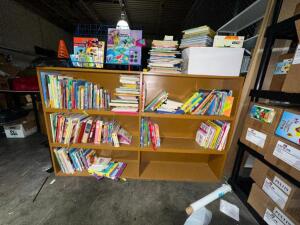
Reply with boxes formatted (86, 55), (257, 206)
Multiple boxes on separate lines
(207, 121), (222, 149)
(181, 92), (199, 111)
(185, 95), (203, 113)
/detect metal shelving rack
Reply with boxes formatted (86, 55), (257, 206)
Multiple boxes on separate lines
(229, 0), (300, 224)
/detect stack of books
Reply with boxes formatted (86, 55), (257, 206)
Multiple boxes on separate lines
(144, 90), (183, 113)
(50, 113), (132, 147)
(195, 120), (230, 151)
(177, 90), (234, 116)
(53, 148), (96, 174)
(40, 74), (110, 110)
(88, 157), (127, 180)
(109, 75), (140, 113)
(180, 25), (215, 49)
(144, 90), (168, 112)
(54, 148), (127, 179)
(140, 118), (160, 150)
(148, 39), (182, 73)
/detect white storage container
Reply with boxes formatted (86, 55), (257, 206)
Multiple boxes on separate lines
(182, 47), (245, 76)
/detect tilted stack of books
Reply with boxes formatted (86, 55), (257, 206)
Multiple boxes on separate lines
(140, 118), (160, 150)
(40, 73), (110, 110)
(180, 25), (215, 49)
(195, 120), (230, 151)
(54, 149), (127, 179)
(148, 40), (182, 73)
(143, 89), (234, 116)
(109, 75), (140, 113)
(50, 113), (132, 147)
(177, 90), (234, 116)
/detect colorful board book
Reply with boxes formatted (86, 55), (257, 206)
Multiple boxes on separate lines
(275, 111), (300, 145)
(71, 37), (105, 68)
(249, 104), (276, 123)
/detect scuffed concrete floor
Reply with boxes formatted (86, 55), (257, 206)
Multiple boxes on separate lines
(0, 134), (258, 225)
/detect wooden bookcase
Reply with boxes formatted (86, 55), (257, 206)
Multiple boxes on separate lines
(37, 67), (244, 182)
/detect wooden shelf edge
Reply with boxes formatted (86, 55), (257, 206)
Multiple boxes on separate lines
(140, 147), (225, 155)
(44, 108), (139, 117)
(50, 142), (140, 151)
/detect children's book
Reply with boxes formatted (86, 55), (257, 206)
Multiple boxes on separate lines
(250, 104), (276, 123)
(275, 111), (300, 145)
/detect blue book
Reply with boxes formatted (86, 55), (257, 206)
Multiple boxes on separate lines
(40, 72), (48, 107)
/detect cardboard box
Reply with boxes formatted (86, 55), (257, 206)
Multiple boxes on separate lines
(248, 184), (299, 225)
(282, 20), (300, 93)
(294, 3), (300, 15)
(264, 136), (300, 181)
(240, 103), (283, 155)
(251, 159), (300, 211)
(182, 47), (244, 76)
(3, 111), (37, 138)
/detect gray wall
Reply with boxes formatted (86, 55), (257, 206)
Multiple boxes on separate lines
(0, 0), (72, 68)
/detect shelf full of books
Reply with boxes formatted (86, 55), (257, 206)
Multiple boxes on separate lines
(38, 67), (244, 181)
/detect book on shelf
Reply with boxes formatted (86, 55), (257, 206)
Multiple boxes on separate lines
(143, 89), (234, 117)
(109, 75), (140, 113)
(50, 113), (132, 147)
(147, 36), (182, 74)
(54, 148), (127, 180)
(195, 120), (230, 151)
(180, 25), (215, 49)
(140, 118), (160, 150)
(40, 73), (110, 110)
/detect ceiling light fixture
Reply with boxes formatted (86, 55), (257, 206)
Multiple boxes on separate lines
(116, 11), (129, 30)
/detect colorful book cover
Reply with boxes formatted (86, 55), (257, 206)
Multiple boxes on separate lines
(72, 37), (105, 68)
(275, 111), (300, 145)
(106, 29), (142, 65)
(222, 96), (234, 117)
(250, 104), (276, 123)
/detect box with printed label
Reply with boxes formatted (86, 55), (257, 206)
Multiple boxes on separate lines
(248, 183), (299, 225)
(264, 136), (300, 182)
(250, 160), (300, 212)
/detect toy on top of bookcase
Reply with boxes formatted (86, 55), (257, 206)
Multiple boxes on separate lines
(70, 37), (105, 68)
(106, 28), (143, 66)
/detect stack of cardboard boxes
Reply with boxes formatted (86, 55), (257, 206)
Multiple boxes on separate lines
(240, 103), (300, 225)
(270, 18), (300, 93)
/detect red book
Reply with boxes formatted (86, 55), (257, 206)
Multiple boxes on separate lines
(77, 121), (87, 143)
(55, 115), (62, 142)
(87, 120), (96, 143)
(148, 121), (157, 151)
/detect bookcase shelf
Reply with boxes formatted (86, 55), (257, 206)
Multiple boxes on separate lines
(139, 161), (218, 182)
(37, 67), (244, 181)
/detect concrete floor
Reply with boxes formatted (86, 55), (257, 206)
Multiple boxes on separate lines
(0, 134), (258, 225)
